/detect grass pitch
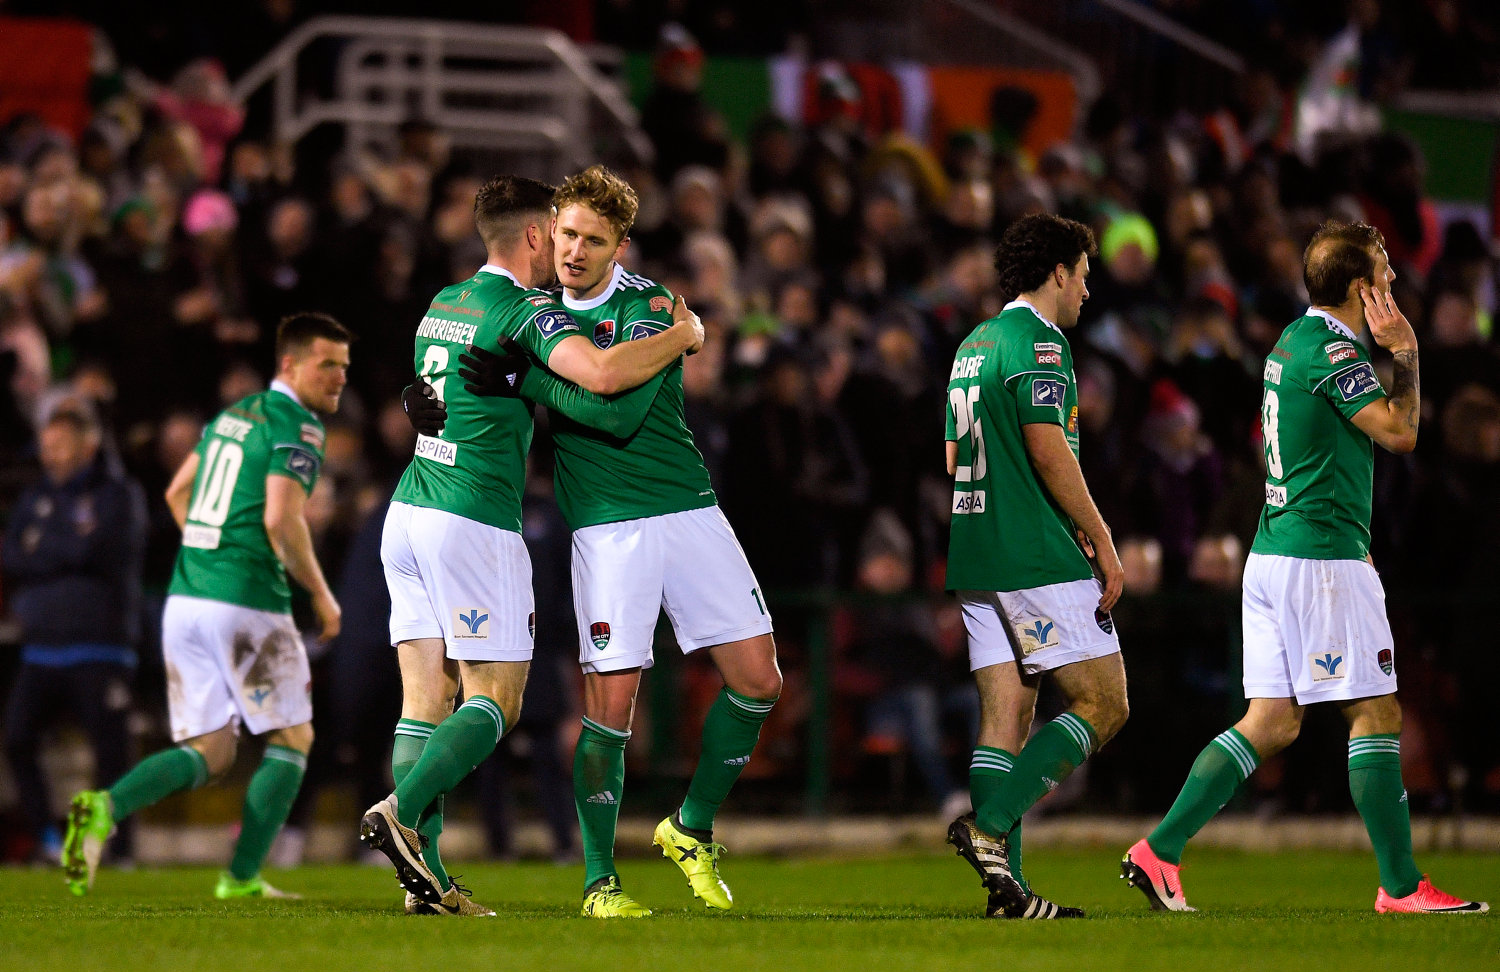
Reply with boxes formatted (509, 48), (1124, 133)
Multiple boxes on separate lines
(4, 849), (1495, 972)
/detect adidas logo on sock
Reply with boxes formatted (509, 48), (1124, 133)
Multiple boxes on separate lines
(722, 755), (751, 766)
(585, 791), (618, 805)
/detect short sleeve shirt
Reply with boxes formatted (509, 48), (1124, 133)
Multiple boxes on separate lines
(1252, 308), (1388, 560)
(945, 301), (1093, 593)
(392, 265), (583, 532)
(169, 386), (326, 614)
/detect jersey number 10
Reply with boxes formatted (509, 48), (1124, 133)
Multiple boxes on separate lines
(188, 439), (245, 527)
(949, 386), (988, 483)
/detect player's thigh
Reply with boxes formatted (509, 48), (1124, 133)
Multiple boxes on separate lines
(382, 502), (443, 646)
(406, 505), (536, 664)
(204, 599), (313, 739)
(1255, 555), (1397, 705)
(659, 506), (774, 653)
(572, 517), (666, 674)
(993, 578), (1121, 676)
(161, 595), (242, 743)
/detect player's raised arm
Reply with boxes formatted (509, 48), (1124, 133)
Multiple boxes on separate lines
(1350, 282), (1419, 454)
(545, 295), (703, 395)
(1021, 422), (1123, 610)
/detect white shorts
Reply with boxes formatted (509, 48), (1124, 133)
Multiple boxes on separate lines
(571, 505), (773, 674)
(381, 502), (535, 662)
(960, 578), (1121, 676)
(1242, 552), (1396, 704)
(161, 595), (312, 742)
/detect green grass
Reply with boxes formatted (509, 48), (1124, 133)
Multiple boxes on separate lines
(5, 850), (1496, 972)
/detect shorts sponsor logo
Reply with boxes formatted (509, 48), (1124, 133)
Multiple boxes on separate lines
(454, 608), (490, 639)
(1378, 648), (1394, 676)
(593, 319), (616, 349)
(415, 434), (458, 466)
(245, 685), (273, 709)
(182, 524), (221, 549)
(1095, 608), (1114, 634)
(1263, 360), (1283, 385)
(1032, 378), (1065, 408)
(1335, 363), (1380, 401)
(590, 621), (611, 650)
(952, 489), (986, 515)
(1311, 649), (1346, 681)
(650, 295), (673, 312)
(1014, 617), (1059, 656)
(533, 309), (578, 338)
(1265, 482), (1287, 507)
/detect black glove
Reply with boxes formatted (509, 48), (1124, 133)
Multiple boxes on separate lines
(401, 378), (446, 437)
(458, 339), (531, 397)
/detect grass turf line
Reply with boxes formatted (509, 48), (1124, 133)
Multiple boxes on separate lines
(3, 850), (1495, 972)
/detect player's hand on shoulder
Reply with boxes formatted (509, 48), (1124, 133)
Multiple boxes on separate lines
(670, 295), (705, 355)
(459, 339), (531, 397)
(401, 378), (446, 436)
(1361, 283), (1417, 354)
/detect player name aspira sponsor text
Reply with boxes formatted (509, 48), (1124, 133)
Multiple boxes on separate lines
(415, 434), (458, 466)
(415, 315), (479, 346)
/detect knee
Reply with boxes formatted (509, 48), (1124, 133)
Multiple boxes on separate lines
(197, 736), (239, 778)
(404, 684), (459, 725)
(739, 669), (782, 703)
(270, 721), (315, 754)
(1078, 693), (1129, 747)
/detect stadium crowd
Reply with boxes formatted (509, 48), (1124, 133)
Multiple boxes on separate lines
(2, 0), (1499, 863)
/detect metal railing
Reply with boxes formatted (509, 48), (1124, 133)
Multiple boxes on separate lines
(230, 15), (651, 181)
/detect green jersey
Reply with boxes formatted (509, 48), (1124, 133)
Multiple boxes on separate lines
(548, 264), (715, 529)
(945, 300), (1092, 593)
(391, 265), (584, 533)
(169, 383), (325, 614)
(1251, 309), (1387, 560)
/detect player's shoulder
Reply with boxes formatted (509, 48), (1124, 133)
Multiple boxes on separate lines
(613, 269), (675, 317)
(263, 390), (325, 447)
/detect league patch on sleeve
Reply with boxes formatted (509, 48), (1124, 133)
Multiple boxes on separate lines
(1324, 341), (1359, 364)
(1334, 363), (1381, 401)
(1034, 341), (1063, 365)
(282, 447), (320, 485)
(1032, 378), (1066, 408)
(627, 320), (666, 341)
(532, 309), (579, 339)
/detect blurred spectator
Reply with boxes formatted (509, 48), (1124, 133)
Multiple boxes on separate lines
(640, 24), (730, 184)
(1126, 380), (1226, 586)
(2, 405), (146, 862)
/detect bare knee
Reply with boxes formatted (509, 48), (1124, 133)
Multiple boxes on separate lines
(1236, 701), (1304, 757)
(1076, 693), (1129, 746)
(188, 725), (240, 778)
(267, 721), (314, 754)
(584, 670), (641, 732)
(728, 662), (782, 702)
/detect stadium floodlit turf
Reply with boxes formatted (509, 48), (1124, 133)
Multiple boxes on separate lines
(4, 850), (1495, 972)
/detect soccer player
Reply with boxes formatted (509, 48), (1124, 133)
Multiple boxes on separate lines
(434, 165), (780, 918)
(1123, 221), (1488, 915)
(943, 213), (1129, 919)
(363, 174), (704, 916)
(62, 312), (350, 899)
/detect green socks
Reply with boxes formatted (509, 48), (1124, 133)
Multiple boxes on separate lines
(108, 744), (209, 819)
(394, 696), (505, 830)
(392, 719), (449, 892)
(228, 744), (307, 881)
(1349, 734), (1422, 898)
(574, 717), (629, 889)
(970, 747), (1027, 894)
(1148, 728), (1260, 865)
(976, 713), (1097, 838)
(678, 688), (777, 833)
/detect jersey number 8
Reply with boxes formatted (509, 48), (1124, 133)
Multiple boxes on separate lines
(421, 346), (450, 402)
(949, 386), (988, 483)
(1261, 389), (1283, 479)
